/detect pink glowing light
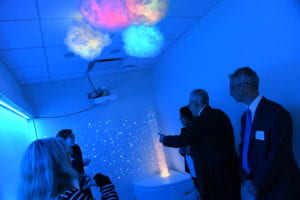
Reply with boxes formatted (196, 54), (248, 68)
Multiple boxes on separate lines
(79, 0), (132, 31)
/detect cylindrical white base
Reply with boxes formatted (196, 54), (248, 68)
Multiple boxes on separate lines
(133, 170), (198, 200)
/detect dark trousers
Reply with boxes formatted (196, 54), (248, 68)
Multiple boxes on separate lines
(194, 175), (241, 200)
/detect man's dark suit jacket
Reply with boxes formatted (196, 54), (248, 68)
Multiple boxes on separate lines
(163, 106), (241, 200)
(71, 144), (85, 174)
(240, 97), (300, 200)
(71, 144), (93, 198)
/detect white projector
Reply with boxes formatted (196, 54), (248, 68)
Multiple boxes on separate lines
(89, 94), (117, 104)
(88, 87), (117, 104)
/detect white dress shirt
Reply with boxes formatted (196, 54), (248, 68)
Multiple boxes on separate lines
(248, 95), (263, 121)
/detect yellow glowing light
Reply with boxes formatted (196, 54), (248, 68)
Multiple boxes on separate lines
(148, 111), (170, 178)
(127, 0), (169, 26)
(64, 20), (111, 61)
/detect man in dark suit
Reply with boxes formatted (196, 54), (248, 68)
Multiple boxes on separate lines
(56, 129), (93, 198)
(158, 89), (241, 200)
(229, 67), (300, 200)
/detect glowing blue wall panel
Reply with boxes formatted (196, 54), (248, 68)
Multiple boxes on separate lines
(0, 106), (35, 200)
(24, 70), (163, 200)
(0, 59), (34, 115)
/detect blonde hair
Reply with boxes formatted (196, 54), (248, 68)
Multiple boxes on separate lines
(19, 138), (78, 200)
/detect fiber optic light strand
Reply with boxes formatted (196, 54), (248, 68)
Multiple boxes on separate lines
(148, 111), (170, 178)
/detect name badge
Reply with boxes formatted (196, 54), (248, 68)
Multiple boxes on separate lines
(255, 131), (265, 141)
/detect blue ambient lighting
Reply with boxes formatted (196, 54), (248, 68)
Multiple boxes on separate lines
(0, 98), (31, 120)
(122, 25), (164, 58)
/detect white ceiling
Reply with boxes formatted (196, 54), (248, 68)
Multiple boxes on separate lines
(0, 0), (219, 85)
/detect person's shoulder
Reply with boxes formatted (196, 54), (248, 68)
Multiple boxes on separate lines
(72, 144), (82, 151)
(210, 106), (229, 117)
(73, 144), (81, 148)
(262, 97), (289, 112)
(199, 107), (230, 123)
(57, 187), (90, 200)
(261, 97), (291, 117)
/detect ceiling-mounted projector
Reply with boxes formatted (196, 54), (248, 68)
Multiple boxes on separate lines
(86, 58), (122, 105)
(88, 87), (117, 104)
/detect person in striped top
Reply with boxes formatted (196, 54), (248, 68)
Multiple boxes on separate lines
(18, 137), (119, 200)
(58, 173), (119, 200)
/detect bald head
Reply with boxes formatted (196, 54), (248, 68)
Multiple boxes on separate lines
(189, 89), (209, 116)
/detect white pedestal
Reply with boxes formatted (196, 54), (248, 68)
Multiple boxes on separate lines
(133, 170), (198, 200)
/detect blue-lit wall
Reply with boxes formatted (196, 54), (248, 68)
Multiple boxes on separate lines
(0, 60), (34, 115)
(150, 0), (300, 192)
(24, 70), (162, 200)
(0, 48), (35, 200)
(0, 106), (35, 200)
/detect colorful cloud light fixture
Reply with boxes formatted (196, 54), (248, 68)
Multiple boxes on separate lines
(122, 25), (164, 58)
(79, 0), (131, 31)
(64, 20), (112, 61)
(78, 0), (168, 31)
(127, 0), (169, 26)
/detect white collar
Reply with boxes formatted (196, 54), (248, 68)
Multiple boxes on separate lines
(247, 95), (262, 117)
(197, 105), (207, 116)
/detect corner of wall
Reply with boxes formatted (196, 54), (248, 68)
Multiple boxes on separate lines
(0, 59), (34, 115)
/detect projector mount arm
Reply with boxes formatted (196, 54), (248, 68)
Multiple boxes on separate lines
(86, 58), (123, 93)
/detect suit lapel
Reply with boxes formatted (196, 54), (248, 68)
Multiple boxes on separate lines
(197, 105), (211, 119)
(249, 97), (266, 145)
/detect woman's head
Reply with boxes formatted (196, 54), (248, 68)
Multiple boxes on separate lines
(19, 137), (77, 200)
(179, 106), (194, 126)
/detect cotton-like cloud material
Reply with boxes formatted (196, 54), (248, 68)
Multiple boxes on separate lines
(79, 0), (132, 31)
(122, 25), (164, 58)
(64, 20), (112, 61)
(126, 0), (169, 26)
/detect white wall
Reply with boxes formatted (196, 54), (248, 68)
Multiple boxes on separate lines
(24, 70), (163, 200)
(0, 105), (35, 200)
(0, 60), (33, 114)
(0, 54), (36, 200)
(150, 0), (300, 171)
